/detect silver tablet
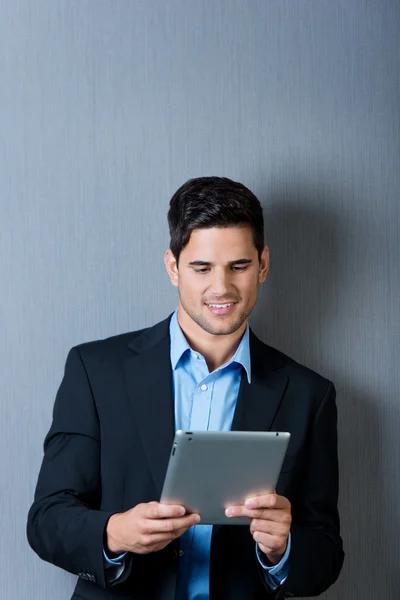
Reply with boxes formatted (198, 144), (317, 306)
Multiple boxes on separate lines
(160, 430), (290, 525)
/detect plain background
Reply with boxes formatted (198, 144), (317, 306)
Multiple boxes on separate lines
(1, 1), (399, 598)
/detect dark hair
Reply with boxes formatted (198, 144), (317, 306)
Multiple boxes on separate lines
(167, 176), (264, 263)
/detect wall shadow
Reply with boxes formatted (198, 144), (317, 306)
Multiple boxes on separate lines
(248, 184), (395, 598)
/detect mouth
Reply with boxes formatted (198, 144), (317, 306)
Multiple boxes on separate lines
(204, 301), (237, 316)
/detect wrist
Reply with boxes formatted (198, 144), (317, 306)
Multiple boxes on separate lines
(264, 541), (287, 566)
(264, 552), (283, 566)
(105, 513), (126, 554)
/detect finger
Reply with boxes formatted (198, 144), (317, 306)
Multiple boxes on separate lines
(140, 513), (200, 535)
(224, 495), (277, 517)
(245, 494), (290, 511)
(225, 505), (291, 521)
(139, 532), (180, 548)
(139, 518), (200, 547)
(252, 531), (287, 553)
(250, 519), (290, 537)
(257, 541), (275, 557)
(247, 494), (277, 508)
(144, 502), (187, 519)
(174, 523), (198, 538)
(247, 508), (292, 523)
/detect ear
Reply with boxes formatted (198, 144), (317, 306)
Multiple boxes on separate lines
(258, 245), (269, 283)
(164, 249), (179, 288)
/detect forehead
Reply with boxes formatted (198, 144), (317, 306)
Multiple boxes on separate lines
(182, 226), (256, 259)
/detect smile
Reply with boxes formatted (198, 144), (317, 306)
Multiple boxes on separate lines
(207, 303), (234, 309)
(204, 302), (237, 316)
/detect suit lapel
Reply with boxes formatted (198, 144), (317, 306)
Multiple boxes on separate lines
(231, 331), (289, 433)
(123, 317), (175, 498)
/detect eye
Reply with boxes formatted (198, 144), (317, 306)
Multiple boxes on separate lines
(231, 265), (248, 272)
(194, 267), (210, 274)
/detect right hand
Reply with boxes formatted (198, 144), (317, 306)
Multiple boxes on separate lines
(105, 502), (200, 555)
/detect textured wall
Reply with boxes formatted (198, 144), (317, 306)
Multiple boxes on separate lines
(0, 1), (399, 598)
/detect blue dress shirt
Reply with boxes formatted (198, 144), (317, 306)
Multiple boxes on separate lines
(104, 311), (290, 595)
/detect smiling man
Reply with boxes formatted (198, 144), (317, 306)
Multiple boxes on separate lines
(27, 177), (344, 600)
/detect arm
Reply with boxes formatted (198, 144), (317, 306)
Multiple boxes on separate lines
(279, 383), (344, 596)
(27, 347), (198, 587)
(226, 383), (344, 597)
(26, 347), (125, 588)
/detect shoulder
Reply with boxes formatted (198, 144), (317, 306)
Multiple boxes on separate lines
(70, 314), (172, 364)
(251, 331), (334, 395)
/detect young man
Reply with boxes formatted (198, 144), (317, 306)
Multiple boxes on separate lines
(27, 177), (344, 599)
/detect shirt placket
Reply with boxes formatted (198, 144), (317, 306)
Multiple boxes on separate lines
(189, 356), (214, 431)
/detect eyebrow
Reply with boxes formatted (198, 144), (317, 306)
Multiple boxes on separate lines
(188, 258), (253, 267)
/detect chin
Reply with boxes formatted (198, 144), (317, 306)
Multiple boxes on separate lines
(200, 317), (245, 337)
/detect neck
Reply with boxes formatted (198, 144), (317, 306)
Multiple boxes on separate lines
(177, 306), (247, 372)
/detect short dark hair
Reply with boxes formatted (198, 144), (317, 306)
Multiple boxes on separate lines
(167, 176), (264, 263)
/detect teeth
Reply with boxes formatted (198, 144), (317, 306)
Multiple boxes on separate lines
(208, 303), (233, 309)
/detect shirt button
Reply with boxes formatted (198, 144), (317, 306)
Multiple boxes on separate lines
(192, 353), (198, 359)
(200, 384), (208, 391)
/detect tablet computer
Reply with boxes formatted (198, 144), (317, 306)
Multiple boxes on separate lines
(160, 430), (290, 525)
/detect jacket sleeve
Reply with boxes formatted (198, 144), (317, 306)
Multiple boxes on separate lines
(277, 383), (344, 598)
(26, 346), (131, 588)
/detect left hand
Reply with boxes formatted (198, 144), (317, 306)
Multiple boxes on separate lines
(225, 493), (291, 565)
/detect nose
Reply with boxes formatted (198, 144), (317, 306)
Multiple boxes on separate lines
(209, 267), (231, 296)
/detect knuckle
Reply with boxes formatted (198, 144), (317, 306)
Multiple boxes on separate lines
(148, 504), (159, 519)
(135, 503), (146, 515)
(283, 513), (292, 525)
(252, 510), (263, 520)
(138, 520), (149, 535)
(155, 542), (168, 552)
(140, 534), (151, 546)
(164, 520), (174, 533)
(279, 524), (289, 536)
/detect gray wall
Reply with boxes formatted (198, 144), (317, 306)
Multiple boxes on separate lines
(1, 1), (399, 598)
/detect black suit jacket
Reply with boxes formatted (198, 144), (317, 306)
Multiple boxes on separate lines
(27, 315), (344, 599)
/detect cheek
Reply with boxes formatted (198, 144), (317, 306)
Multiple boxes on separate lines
(179, 277), (206, 301)
(241, 279), (259, 301)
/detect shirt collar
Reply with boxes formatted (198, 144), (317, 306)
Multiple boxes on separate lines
(169, 310), (251, 383)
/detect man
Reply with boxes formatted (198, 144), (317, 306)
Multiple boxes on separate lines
(27, 177), (344, 599)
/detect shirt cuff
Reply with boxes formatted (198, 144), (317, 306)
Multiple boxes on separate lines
(103, 548), (127, 582)
(256, 532), (291, 586)
(103, 548), (127, 566)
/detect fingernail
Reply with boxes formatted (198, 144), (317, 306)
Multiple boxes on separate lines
(178, 507), (185, 516)
(194, 515), (201, 523)
(225, 508), (234, 517)
(245, 499), (255, 508)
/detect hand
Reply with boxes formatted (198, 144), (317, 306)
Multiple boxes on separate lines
(225, 493), (291, 565)
(106, 502), (200, 555)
